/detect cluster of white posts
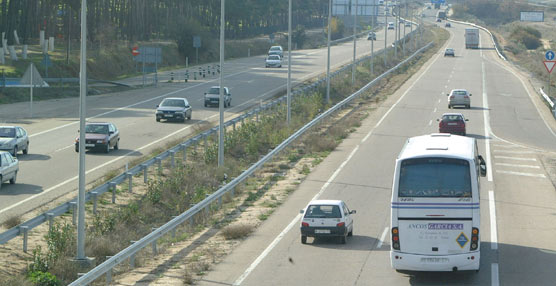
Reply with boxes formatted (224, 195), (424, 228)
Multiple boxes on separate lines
(0, 30), (54, 64)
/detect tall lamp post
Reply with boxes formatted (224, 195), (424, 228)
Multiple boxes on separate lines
(287, 0), (292, 124)
(352, 0), (358, 85)
(326, 0), (332, 104)
(218, 0), (225, 167)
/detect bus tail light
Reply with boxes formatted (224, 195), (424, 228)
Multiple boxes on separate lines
(337, 222), (345, 228)
(392, 227), (400, 250)
(470, 227), (479, 251)
(301, 222), (309, 227)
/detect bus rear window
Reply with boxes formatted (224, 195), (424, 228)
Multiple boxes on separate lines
(398, 158), (471, 198)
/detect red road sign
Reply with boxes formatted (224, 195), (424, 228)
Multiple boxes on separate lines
(543, 60), (556, 73)
(131, 46), (140, 56)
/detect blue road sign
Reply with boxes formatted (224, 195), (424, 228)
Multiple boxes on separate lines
(41, 54), (52, 67)
(545, 50), (555, 61)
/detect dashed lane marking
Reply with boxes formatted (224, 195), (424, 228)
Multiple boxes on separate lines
(496, 170), (546, 178)
(495, 162), (540, 169)
(494, 156), (536, 161)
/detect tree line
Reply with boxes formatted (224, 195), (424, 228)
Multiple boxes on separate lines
(0, 0), (329, 46)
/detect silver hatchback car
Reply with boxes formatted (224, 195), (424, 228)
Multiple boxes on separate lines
(0, 151), (19, 190)
(0, 126), (29, 156)
(448, 89), (472, 109)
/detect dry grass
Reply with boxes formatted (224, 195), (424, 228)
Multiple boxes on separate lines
(2, 216), (21, 229)
(220, 224), (255, 240)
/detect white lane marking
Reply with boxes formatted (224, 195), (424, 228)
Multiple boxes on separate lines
(438, 99), (441, 103)
(55, 145), (74, 153)
(481, 61), (493, 182)
(493, 150), (536, 154)
(496, 170), (546, 178)
(433, 107), (437, 113)
(233, 145), (360, 286)
(495, 162), (540, 169)
(362, 46), (446, 143)
(491, 263), (500, 286)
(494, 156), (536, 161)
(428, 120), (432, 126)
(488, 191), (498, 250)
(377, 227), (389, 249)
(444, 85), (448, 88)
(490, 144), (520, 149)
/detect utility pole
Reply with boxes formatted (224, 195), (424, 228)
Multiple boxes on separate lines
(352, 0), (358, 85)
(384, 3), (387, 66)
(287, 0), (292, 124)
(326, 0), (332, 104)
(76, 0), (87, 261)
(371, 2), (375, 75)
(394, 0), (398, 59)
(218, 0), (225, 167)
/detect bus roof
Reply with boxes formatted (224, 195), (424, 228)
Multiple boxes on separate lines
(398, 133), (475, 160)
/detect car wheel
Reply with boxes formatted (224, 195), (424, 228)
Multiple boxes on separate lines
(348, 227), (353, 237)
(9, 172), (16, 184)
(114, 140), (119, 150)
(0, 176), (2, 190)
(204, 103), (207, 107)
(340, 235), (347, 244)
(156, 117), (160, 122)
(467, 104), (471, 109)
(105, 142), (110, 153)
(23, 143), (29, 154)
(12, 146), (17, 157)
(301, 236), (307, 244)
(187, 113), (192, 120)
(448, 104), (452, 109)
(75, 145), (79, 152)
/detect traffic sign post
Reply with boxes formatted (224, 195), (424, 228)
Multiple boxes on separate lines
(543, 59), (556, 100)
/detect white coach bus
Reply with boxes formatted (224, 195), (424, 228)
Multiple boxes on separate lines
(390, 133), (486, 272)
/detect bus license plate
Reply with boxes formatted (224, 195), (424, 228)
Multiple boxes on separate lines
(421, 257), (449, 263)
(315, 229), (330, 234)
(165, 114), (173, 117)
(85, 144), (95, 147)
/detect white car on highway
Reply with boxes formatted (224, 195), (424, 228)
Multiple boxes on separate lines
(0, 126), (29, 157)
(300, 200), (356, 244)
(265, 55), (282, 68)
(0, 151), (18, 190)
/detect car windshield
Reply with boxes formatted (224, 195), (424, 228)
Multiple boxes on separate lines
(452, 90), (467, 95)
(85, 124), (109, 134)
(304, 205), (342, 218)
(442, 115), (464, 122)
(446, 49), (454, 52)
(0, 128), (15, 138)
(270, 47), (281, 51)
(268, 55), (280, 60)
(161, 99), (186, 107)
(208, 87), (222, 94)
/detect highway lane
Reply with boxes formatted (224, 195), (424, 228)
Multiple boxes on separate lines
(0, 21), (409, 222)
(196, 14), (556, 286)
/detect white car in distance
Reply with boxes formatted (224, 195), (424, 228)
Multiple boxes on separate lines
(265, 55), (282, 68)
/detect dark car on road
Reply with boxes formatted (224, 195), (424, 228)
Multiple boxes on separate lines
(156, 97), (192, 122)
(367, 32), (376, 40)
(204, 86), (232, 108)
(438, 113), (468, 136)
(444, 48), (455, 57)
(75, 122), (120, 153)
(0, 126), (29, 157)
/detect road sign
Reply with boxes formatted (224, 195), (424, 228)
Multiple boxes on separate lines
(193, 36), (201, 48)
(133, 46), (162, 64)
(543, 61), (556, 73)
(545, 50), (555, 61)
(131, 46), (140, 56)
(41, 54), (52, 67)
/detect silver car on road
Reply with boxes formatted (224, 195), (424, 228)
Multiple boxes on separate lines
(0, 151), (19, 190)
(448, 89), (472, 109)
(0, 126), (29, 156)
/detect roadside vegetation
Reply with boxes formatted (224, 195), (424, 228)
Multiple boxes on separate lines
(452, 0), (556, 99)
(0, 25), (447, 285)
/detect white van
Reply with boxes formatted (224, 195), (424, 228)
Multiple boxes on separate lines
(390, 134), (486, 272)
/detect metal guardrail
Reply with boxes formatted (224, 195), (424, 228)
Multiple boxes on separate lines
(539, 87), (555, 109)
(446, 18), (507, 61)
(0, 28), (421, 248)
(70, 41), (433, 286)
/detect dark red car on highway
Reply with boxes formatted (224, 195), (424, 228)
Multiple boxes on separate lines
(75, 122), (120, 153)
(438, 113), (468, 136)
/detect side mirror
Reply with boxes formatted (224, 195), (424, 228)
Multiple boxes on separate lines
(109, 131), (114, 135)
(156, 105), (159, 107)
(350, 210), (356, 214)
(465, 119), (469, 121)
(299, 209), (304, 214)
(436, 118), (440, 121)
(469, 94), (473, 96)
(204, 93), (207, 95)
(185, 105), (190, 108)
(478, 155), (487, 177)
(446, 93), (450, 96)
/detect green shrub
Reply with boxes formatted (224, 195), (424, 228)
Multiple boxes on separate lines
(28, 271), (61, 286)
(510, 26), (542, 50)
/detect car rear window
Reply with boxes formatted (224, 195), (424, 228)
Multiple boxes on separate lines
(442, 115), (463, 122)
(304, 205), (342, 218)
(270, 46), (281, 51)
(0, 128), (15, 138)
(208, 87), (221, 94)
(452, 90), (467, 96)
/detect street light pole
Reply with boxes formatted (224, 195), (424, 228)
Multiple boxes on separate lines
(384, 2), (387, 66)
(326, 0), (332, 104)
(352, 0), (358, 85)
(394, 1), (398, 59)
(76, 0), (87, 261)
(287, 0), (292, 125)
(218, 0), (225, 167)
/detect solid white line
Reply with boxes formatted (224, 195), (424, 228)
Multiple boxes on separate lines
(482, 61), (494, 182)
(496, 170), (546, 178)
(491, 263), (500, 286)
(493, 150), (536, 154)
(377, 227), (389, 249)
(488, 191), (498, 250)
(428, 120), (432, 126)
(55, 145), (74, 153)
(433, 107), (437, 113)
(495, 162), (540, 169)
(233, 145), (360, 286)
(362, 46), (446, 143)
(438, 99), (441, 103)
(494, 156), (536, 161)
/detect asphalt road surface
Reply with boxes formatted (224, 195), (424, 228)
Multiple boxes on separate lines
(0, 17), (410, 222)
(196, 12), (556, 286)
